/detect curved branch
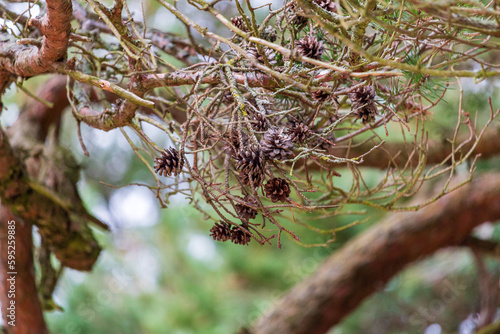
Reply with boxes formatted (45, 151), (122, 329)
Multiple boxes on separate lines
(142, 70), (280, 91)
(250, 173), (500, 334)
(407, 0), (500, 37)
(0, 75), (105, 271)
(0, 0), (72, 77)
(0, 128), (101, 270)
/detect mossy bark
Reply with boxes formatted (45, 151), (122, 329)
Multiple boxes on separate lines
(0, 129), (101, 270)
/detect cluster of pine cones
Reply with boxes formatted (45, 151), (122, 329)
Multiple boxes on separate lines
(230, 0), (338, 66)
(209, 221), (252, 245)
(152, 83), (378, 245)
(232, 127), (295, 189)
(152, 0), (381, 245)
(229, 0), (380, 124)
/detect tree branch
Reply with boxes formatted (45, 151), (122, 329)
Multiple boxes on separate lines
(331, 125), (500, 169)
(250, 173), (500, 334)
(463, 236), (500, 259)
(0, 0), (72, 77)
(0, 75), (107, 271)
(0, 127), (101, 270)
(0, 206), (48, 334)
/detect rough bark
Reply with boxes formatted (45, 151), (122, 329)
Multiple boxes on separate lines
(0, 127), (101, 271)
(0, 75), (105, 271)
(0, 206), (48, 334)
(0, 0), (72, 77)
(250, 173), (500, 334)
(0, 74), (105, 334)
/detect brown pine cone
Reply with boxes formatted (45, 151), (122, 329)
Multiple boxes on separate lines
(251, 112), (268, 131)
(348, 85), (378, 123)
(287, 121), (310, 144)
(312, 89), (332, 102)
(296, 35), (325, 60)
(224, 129), (248, 154)
(288, 1), (309, 28)
(314, 0), (338, 12)
(238, 171), (263, 188)
(231, 225), (251, 245)
(154, 147), (184, 177)
(235, 144), (265, 187)
(264, 178), (291, 203)
(210, 221), (232, 242)
(231, 16), (248, 32)
(247, 46), (277, 65)
(261, 127), (293, 160)
(235, 195), (258, 220)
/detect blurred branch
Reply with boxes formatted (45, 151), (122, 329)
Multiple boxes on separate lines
(471, 250), (498, 329)
(72, 0), (213, 64)
(477, 319), (500, 334)
(0, 2), (29, 25)
(55, 64), (154, 108)
(250, 173), (500, 334)
(332, 125), (500, 169)
(407, 0), (500, 37)
(0, 127), (101, 270)
(1, 75), (105, 270)
(141, 70), (280, 91)
(463, 237), (500, 259)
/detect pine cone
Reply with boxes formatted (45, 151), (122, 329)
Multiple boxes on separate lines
(222, 91), (234, 104)
(312, 89), (331, 102)
(264, 178), (291, 203)
(260, 26), (277, 42)
(309, 132), (336, 151)
(210, 221), (232, 242)
(238, 171), (263, 188)
(314, 0), (338, 12)
(235, 195), (258, 220)
(296, 35), (325, 60)
(287, 121), (310, 144)
(231, 225), (251, 245)
(261, 127), (293, 160)
(251, 112), (268, 131)
(224, 129), (248, 154)
(247, 47), (277, 65)
(235, 144), (265, 187)
(154, 147), (184, 177)
(231, 16), (248, 32)
(348, 85), (378, 123)
(288, 1), (308, 28)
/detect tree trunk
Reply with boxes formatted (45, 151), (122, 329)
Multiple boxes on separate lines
(0, 206), (48, 334)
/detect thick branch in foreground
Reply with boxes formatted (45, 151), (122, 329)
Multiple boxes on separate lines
(0, 128), (100, 270)
(250, 173), (500, 334)
(0, 0), (72, 77)
(0, 206), (48, 334)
